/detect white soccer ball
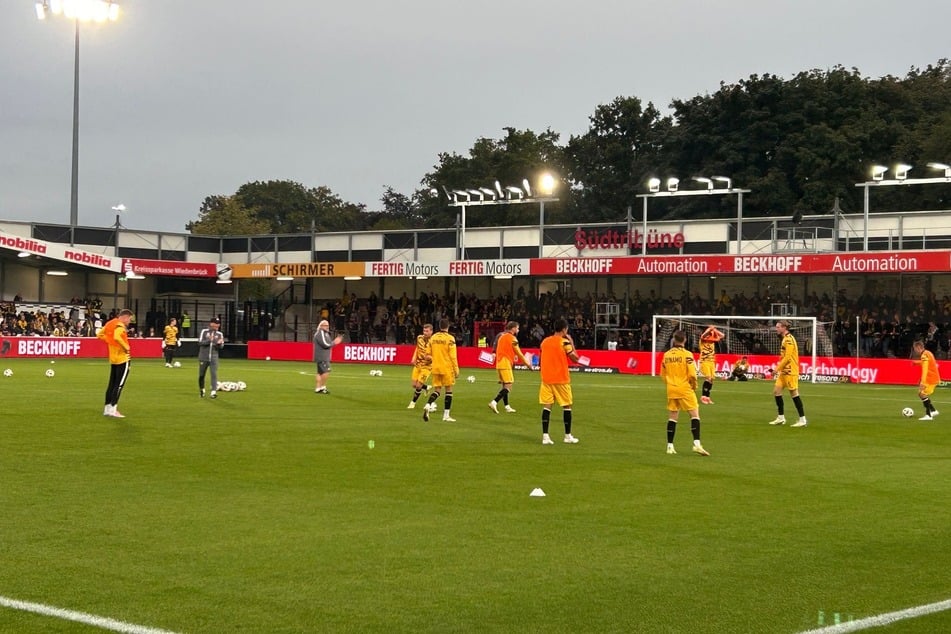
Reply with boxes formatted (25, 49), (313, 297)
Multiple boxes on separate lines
(2, 368), (12, 377)
(45, 369), (55, 378)
(173, 361), (181, 368)
(236, 381), (247, 391)
(467, 375), (476, 383)
(265, 356), (271, 361)
(902, 407), (915, 418)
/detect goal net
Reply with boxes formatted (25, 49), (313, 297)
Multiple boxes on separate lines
(651, 315), (835, 383)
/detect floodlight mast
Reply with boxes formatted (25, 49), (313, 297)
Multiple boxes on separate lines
(637, 174), (749, 254)
(856, 162), (951, 250)
(443, 174), (559, 259)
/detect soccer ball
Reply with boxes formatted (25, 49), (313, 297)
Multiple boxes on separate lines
(369, 369), (383, 377)
(467, 375), (476, 383)
(236, 381), (247, 391)
(2, 368), (11, 377)
(173, 361), (181, 368)
(902, 407), (915, 417)
(265, 356), (271, 361)
(45, 369), (55, 378)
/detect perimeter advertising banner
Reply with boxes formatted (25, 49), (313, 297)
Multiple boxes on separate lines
(0, 337), (162, 358)
(246, 342), (948, 387)
(528, 252), (951, 276)
(0, 229), (122, 272)
(121, 258), (218, 278)
(229, 262), (365, 279)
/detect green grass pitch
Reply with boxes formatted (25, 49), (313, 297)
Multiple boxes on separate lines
(1, 358), (950, 633)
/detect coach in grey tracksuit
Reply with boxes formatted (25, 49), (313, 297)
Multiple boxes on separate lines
(198, 317), (225, 398)
(313, 319), (343, 394)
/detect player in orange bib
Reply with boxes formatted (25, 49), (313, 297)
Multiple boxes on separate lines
(912, 339), (941, 420)
(538, 318), (581, 445)
(489, 321), (534, 414)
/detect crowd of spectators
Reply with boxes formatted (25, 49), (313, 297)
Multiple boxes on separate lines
(0, 297), (153, 339)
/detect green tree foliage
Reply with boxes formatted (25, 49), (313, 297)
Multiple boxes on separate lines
(417, 127), (569, 228)
(186, 195), (271, 235)
(565, 96), (673, 222)
(235, 181), (369, 233)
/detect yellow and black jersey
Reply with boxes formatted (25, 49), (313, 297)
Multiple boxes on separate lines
(661, 345), (697, 399)
(698, 340), (716, 363)
(777, 333), (799, 376)
(413, 335), (432, 368)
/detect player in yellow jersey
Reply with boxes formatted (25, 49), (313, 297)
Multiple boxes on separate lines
(768, 320), (808, 427)
(538, 318), (581, 445)
(661, 330), (710, 456)
(407, 323), (433, 409)
(698, 324), (723, 404)
(912, 339), (941, 420)
(489, 321), (534, 414)
(162, 316), (180, 367)
(422, 318), (459, 422)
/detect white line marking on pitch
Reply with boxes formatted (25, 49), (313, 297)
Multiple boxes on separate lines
(796, 598), (951, 633)
(0, 595), (180, 634)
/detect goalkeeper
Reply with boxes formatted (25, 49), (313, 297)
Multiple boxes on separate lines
(698, 325), (724, 404)
(729, 356), (749, 381)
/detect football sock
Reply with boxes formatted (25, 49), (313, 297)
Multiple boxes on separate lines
(690, 418), (701, 441)
(501, 388), (510, 406)
(923, 398), (934, 414)
(444, 394), (453, 412)
(563, 409), (572, 435)
(792, 396), (805, 417)
(412, 388), (422, 402)
(775, 396), (784, 415)
(541, 408), (551, 434)
(702, 381), (712, 397)
(667, 420), (677, 443)
(427, 392), (440, 406)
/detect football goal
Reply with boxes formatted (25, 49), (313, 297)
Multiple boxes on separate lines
(651, 315), (835, 383)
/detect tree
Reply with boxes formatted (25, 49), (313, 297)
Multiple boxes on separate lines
(416, 127), (568, 229)
(186, 195), (271, 235)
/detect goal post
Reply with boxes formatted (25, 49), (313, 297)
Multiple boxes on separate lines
(651, 315), (831, 383)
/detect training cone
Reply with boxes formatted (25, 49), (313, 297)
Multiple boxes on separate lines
(529, 488), (546, 497)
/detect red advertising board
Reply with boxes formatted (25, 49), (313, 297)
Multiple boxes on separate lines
(0, 337), (163, 358)
(248, 342), (947, 387)
(529, 252), (951, 276)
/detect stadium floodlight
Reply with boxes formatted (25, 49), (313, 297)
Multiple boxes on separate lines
(444, 175), (559, 260)
(36, 0), (121, 239)
(927, 162), (951, 178)
(505, 186), (524, 200)
(857, 162), (951, 251)
(639, 174), (749, 255)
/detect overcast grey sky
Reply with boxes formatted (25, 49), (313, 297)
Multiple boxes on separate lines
(2, 0), (949, 233)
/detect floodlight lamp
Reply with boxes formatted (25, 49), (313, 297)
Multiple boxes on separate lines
(927, 162), (951, 178)
(111, 203), (126, 212)
(479, 187), (497, 200)
(539, 172), (556, 196)
(647, 177), (661, 193)
(693, 176), (713, 190)
(894, 163), (912, 181)
(494, 180), (504, 199)
(50, 0), (62, 15)
(522, 179), (533, 198)
(666, 177), (680, 193)
(712, 176), (732, 190)
(35, 2), (48, 19)
(452, 190), (469, 203)
(871, 165), (888, 181)
(505, 186), (524, 200)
